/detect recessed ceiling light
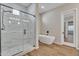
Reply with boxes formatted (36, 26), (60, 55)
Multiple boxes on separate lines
(41, 6), (44, 9)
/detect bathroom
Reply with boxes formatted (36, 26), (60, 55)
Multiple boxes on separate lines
(0, 3), (79, 56)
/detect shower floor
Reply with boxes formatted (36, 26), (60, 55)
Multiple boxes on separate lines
(1, 43), (34, 56)
(25, 43), (79, 56)
(15, 43), (35, 56)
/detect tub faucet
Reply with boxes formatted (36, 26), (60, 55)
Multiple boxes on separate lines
(46, 30), (49, 35)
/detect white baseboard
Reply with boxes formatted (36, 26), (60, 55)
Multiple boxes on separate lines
(35, 46), (39, 49)
(54, 42), (63, 45)
(76, 47), (79, 50)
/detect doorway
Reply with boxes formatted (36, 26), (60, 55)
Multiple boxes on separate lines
(61, 9), (77, 47)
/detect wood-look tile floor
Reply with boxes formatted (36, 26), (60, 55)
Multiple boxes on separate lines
(24, 43), (79, 56)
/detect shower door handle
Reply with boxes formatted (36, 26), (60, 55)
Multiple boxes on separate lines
(24, 29), (26, 35)
(1, 27), (5, 30)
(1, 10), (5, 31)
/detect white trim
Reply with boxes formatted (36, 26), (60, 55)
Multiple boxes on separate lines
(76, 48), (79, 50)
(35, 34), (39, 49)
(75, 8), (78, 49)
(63, 42), (75, 47)
(35, 47), (39, 49)
(61, 8), (78, 48)
(54, 42), (63, 45)
(61, 12), (64, 43)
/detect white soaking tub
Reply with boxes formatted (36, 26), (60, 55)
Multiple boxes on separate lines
(39, 35), (55, 45)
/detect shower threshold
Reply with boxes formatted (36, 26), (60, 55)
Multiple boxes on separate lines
(14, 44), (35, 56)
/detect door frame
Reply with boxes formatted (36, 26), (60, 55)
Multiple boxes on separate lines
(61, 8), (78, 49)
(0, 5), (1, 56)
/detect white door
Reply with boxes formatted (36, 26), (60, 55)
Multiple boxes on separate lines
(62, 9), (76, 47)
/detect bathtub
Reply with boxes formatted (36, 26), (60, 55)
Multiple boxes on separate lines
(39, 35), (55, 45)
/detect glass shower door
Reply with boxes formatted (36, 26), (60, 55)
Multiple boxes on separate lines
(22, 20), (31, 50)
(1, 6), (23, 55)
(20, 12), (36, 52)
(1, 5), (36, 56)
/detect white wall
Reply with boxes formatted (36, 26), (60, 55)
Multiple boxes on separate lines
(41, 3), (79, 48)
(41, 9), (61, 42)
(27, 3), (36, 15)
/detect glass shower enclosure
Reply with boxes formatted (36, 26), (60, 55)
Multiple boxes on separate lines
(0, 4), (36, 56)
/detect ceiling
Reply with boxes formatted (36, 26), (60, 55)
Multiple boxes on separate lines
(18, 3), (31, 8)
(39, 3), (64, 14)
(18, 3), (64, 13)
